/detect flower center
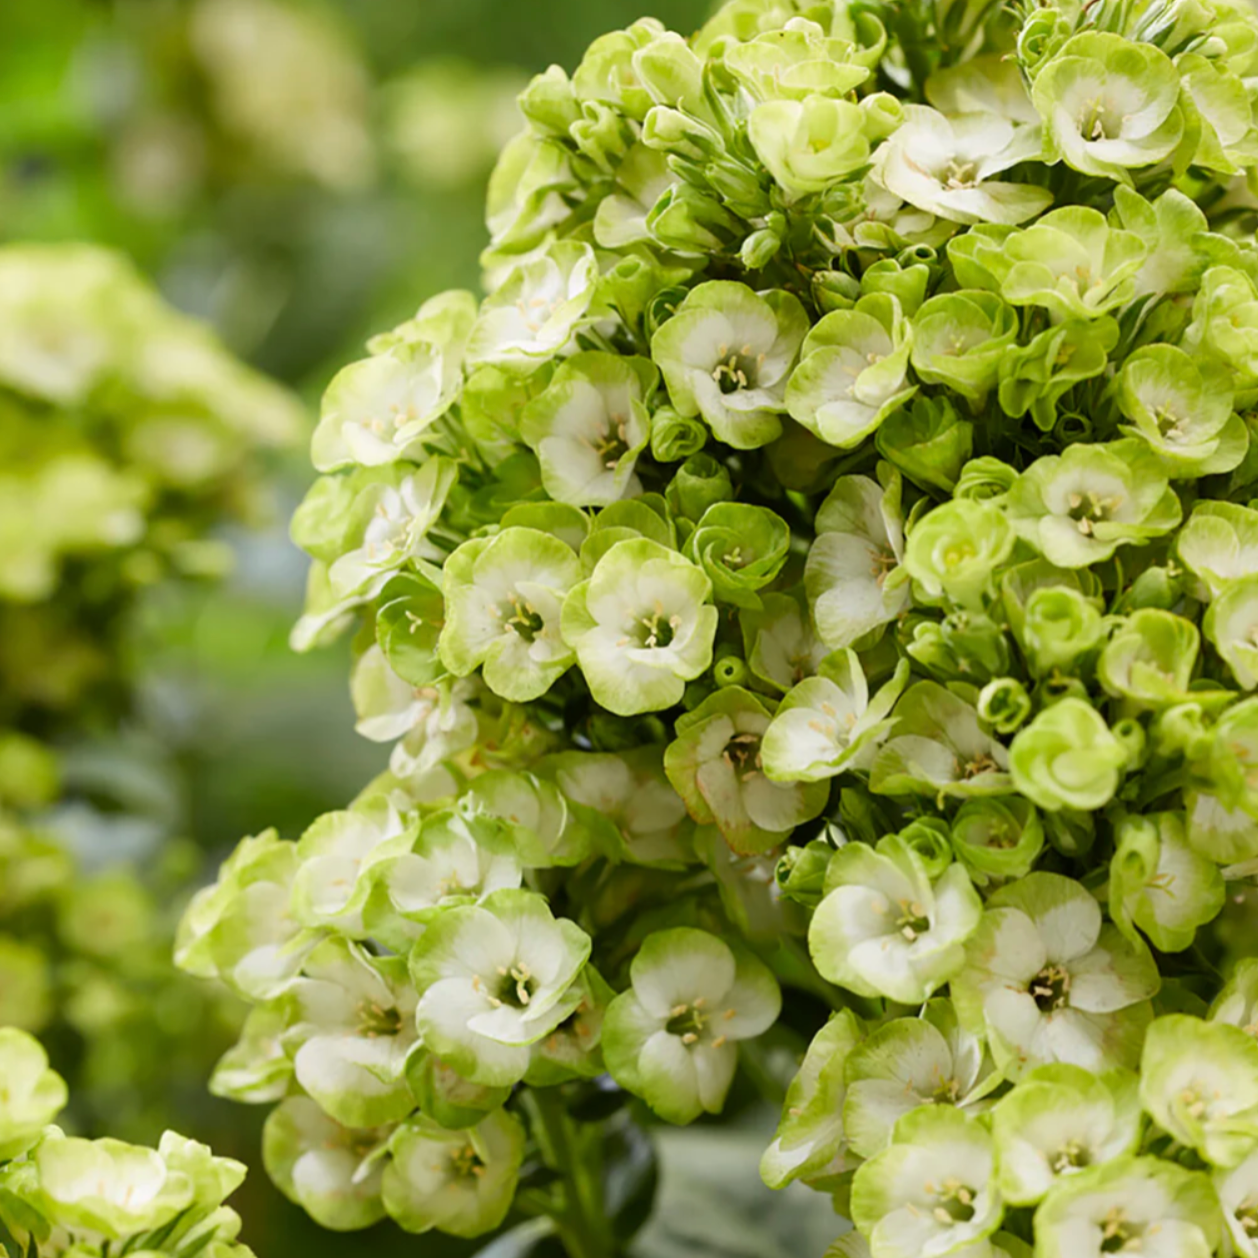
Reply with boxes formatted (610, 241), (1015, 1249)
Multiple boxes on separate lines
(723, 731), (763, 778)
(503, 593), (545, 643)
(1030, 963), (1072, 1012)
(357, 1000), (403, 1038)
(1050, 1139), (1092, 1173)
(590, 419), (631, 469)
(1178, 1082), (1223, 1121)
(895, 899), (931, 942)
(449, 1142), (486, 1180)
(665, 997), (733, 1048)
(711, 342), (763, 395)
(1078, 96), (1126, 141)
(1067, 489), (1123, 537)
(627, 603), (680, 649)
(1236, 1199), (1258, 1238)
(481, 963), (536, 1009)
(1099, 1207), (1144, 1252)
(942, 157), (979, 189)
(925, 1177), (977, 1225)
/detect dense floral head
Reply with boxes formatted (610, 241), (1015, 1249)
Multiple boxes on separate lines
(183, 0), (1258, 1252)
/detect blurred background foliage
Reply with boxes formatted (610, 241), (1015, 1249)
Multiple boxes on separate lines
(0, 1), (742, 1254)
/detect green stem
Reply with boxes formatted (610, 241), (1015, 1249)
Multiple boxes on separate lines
(522, 1089), (615, 1258)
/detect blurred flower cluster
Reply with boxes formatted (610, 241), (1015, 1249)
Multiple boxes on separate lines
(0, 241), (302, 1140)
(0, 0), (529, 386)
(0, 1028), (257, 1258)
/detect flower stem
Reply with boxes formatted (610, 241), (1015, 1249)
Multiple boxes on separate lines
(522, 1088), (616, 1258)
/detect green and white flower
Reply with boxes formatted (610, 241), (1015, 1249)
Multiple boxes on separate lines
(665, 687), (828, 854)
(410, 889), (591, 1087)
(311, 291), (475, 471)
(809, 836), (982, 1003)
(439, 527), (581, 702)
(1211, 958), (1258, 1038)
(904, 498), (1014, 608)
(1033, 33), (1186, 181)
(1205, 574), (1258, 690)
(561, 538), (718, 715)
(990, 1064), (1142, 1204)
(1009, 699), (1127, 812)
(683, 502), (790, 610)
(651, 281), (809, 449)
(761, 651), (907, 783)
(950, 208), (1145, 321)
(350, 651), (479, 779)
(909, 291), (1018, 406)
(1003, 440), (1180, 569)
(175, 829), (315, 1001)
(844, 1000), (999, 1160)
(361, 810), (523, 952)
(739, 593), (830, 692)
(1183, 265), (1258, 385)
(459, 768), (590, 868)
(603, 927), (780, 1125)
(466, 241), (601, 372)
(748, 95), (871, 198)
(1116, 343), (1246, 476)
(785, 295), (915, 449)
(804, 473), (911, 648)
(209, 1005), (293, 1105)
(874, 106), (1051, 225)
(17, 1131), (196, 1239)
(1032, 1156), (1219, 1258)
(850, 1106), (1003, 1258)
(263, 1097), (388, 1231)
(761, 1009), (862, 1189)
(1140, 1014), (1258, 1167)
(1215, 1143), (1258, 1257)
(0, 1029), (66, 1160)
(952, 872), (1159, 1079)
(871, 682), (1012, 800)
(519, 352), (657, 506)
(547, 747), (694, 866)
(290, 798), (406, 937)
(282, 938), (419, 1128)
(1109, 813), (1225, 954)
(1097, 609), (1203, 710)
(1178, 501), (1258, 601)
(326, 460), (458, 601)
(381, 1109), (523, 1237)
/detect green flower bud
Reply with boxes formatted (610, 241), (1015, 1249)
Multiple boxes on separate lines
(977, 677), (1033, 734)
(1009, 699), (1126, 812)
(774, 839), (834, 910)
(875, 396), (974, 495)
(951, 796), (1043, 882)
(1020, 585), (1106, 678)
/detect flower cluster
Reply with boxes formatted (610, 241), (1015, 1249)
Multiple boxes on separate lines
(0, 243), (301, 726)
(185, 0), (1258, 1252)
(0, 1028), (257, 1258)
(0, 242), (301, 1140)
